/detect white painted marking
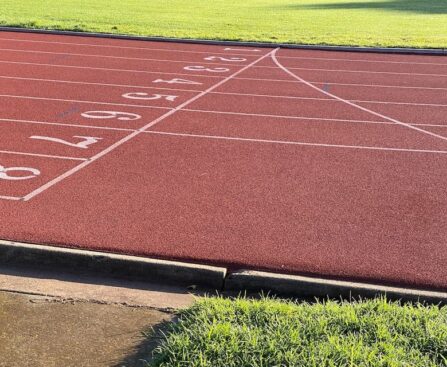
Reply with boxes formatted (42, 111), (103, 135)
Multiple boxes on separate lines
(0, 118), (135, 132)
(0, 37), (266, 56)
(122, 93), (178, 101)
(234, 77), (447, 91)
(145, 131), (447, 154)
(184, 66), (230, 73)
(0, 94), (172, 110)
(224, 47), (261, 52)
(0, 150), (87, 161)
(30, 135), (102, 149)
(0, 195), (22, 201)
(81, 111), (141, 121)
(277, 55), (447, 66)
(22, 49), (279, 201)
(271, 49), (447, 143)
(153, 78), (202, 85)
(182, 109), (447, 128)
(204, 56), (247, 62)
(0, 165), (40, 180)
(0, 47), (249, 67)
(210, 92), (447, 107)
(254, 65), (447, 77)
(0, 60), (223, 79)
(0, 75), (201, 92)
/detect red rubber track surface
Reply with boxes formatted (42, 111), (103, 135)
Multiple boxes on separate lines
(0, 31), (446, 291)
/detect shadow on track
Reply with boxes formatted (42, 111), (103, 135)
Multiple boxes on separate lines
(281, 0), (447, 14)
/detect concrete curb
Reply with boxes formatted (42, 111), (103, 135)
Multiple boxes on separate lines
(0, 240), (226, 289)
(0, 26), (445, 55)
(225, 270), (447, 304)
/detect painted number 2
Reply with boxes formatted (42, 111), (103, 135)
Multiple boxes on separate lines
(30, 135), (101, 149)
(0, 165), (40, 181)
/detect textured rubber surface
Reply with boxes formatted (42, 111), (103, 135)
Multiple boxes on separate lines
(0, 31), (446, 291)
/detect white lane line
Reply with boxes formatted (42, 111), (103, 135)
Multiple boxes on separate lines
(1, 76), (445, 107)
(0, 150), (87, 161)
(0, 195), (22, 201)
(0, 37), (265, 56)
(235, 77), (447, 91)
(0, 118), (136, 132)
(0, 47), (250, 67)
(182, 109), (447, 128)
(1, 74), (446, 93)
(272, 49), (447, 143)
(0, 60), (223, 79)
(253, 65), (447, 77)
(0, 75), (201, 92)
(1, 37), (445, 66)
(0, 94), (173, 110)
(22, 48), (279, 201)
(1, 60), (445, 91)
(144, 131), (447, 154)
(211, 92), (447, 107)
(276, 55), (447, 66)
(2, 58), (445, 79)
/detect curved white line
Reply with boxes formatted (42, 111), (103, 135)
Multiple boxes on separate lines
(271, 49), (447, 143)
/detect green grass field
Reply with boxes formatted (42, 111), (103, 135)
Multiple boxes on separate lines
(148, 296), (447, 367)
(1, 0), (446, 48)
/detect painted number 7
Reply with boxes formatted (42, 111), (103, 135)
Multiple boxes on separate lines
(30, 135), (102, 149)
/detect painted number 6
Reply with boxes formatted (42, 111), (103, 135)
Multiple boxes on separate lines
(81, 111), (141, 121)
(0, 165), (40, 181)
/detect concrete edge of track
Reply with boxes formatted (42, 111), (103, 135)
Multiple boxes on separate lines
(0, 240), (226, 289)
(1, 240), (446, 304)
(226, 270), (447, 305)
(0, 26), (445, 56)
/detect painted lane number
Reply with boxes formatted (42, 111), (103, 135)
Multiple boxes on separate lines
(0, 165), (40, 181)
(29, 135), (102, 149)
(183, 66), (229, 73)
(81, 111), (141, 121)
(153, 78), (202, 85)
(122, 93), (178, 101)
(204, 56), (247, 62)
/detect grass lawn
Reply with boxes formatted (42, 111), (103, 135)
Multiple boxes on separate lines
(148, 296), (447, 367)
(0, 0), (446, 48)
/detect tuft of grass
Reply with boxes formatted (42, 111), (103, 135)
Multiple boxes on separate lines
(0, 0), (446, 48)
(148, 296), (447, 367)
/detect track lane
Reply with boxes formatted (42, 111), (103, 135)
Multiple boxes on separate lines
(0, 30), (446, 293)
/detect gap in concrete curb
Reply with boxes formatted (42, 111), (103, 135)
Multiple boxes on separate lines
(0, 240), (226, 290)
(225, 270), (447, 305)
(0, 26), (445, 55)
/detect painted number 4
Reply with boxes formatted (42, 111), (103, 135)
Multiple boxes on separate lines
(30, 135), (101, 149)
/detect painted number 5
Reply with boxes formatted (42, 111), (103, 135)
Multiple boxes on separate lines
(122, 93), (178, 101)
(0, 165), (40, 181)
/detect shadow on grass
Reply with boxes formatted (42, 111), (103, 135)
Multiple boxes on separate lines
(282, 0), (447, 14)
(113, 318), (175, 367)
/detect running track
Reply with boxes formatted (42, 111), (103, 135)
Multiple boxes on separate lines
(0, 31), (446, 291)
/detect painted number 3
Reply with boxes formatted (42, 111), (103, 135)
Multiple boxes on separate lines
(0, 165), (40, 181)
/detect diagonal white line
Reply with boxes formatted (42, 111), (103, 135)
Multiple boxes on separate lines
(271, 49), (447, 143)
(22, 48), (277, 201)
(145, 131), (447, 154)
